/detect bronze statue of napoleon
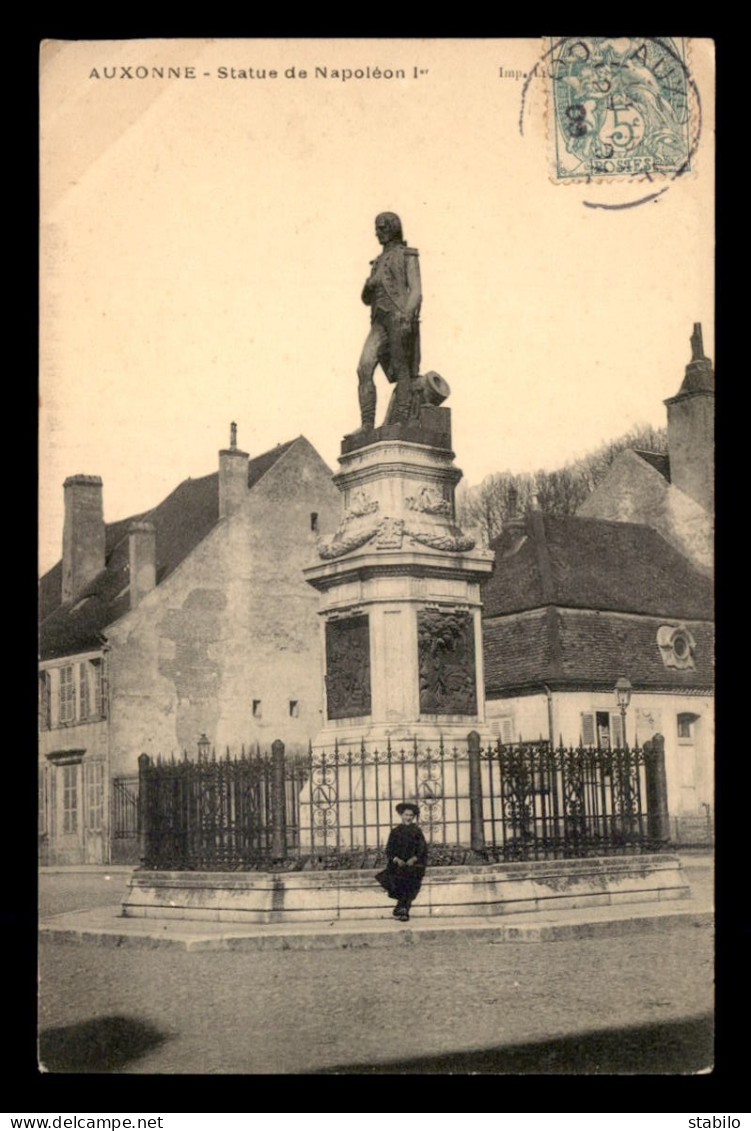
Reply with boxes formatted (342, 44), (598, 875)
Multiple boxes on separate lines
(356, 212), (423, 430)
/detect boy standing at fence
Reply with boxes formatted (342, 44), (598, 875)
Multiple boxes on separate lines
(376, 802), (428, 922)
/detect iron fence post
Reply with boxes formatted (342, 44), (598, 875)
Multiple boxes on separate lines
(644, 733), (670, 844)
(137, 752), (150, 867)
(467, 730), (485, 852)
(271, 739), (287, 859)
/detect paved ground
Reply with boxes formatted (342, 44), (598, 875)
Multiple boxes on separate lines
(38, 920), (713, 1075)
(37, 857), (714, 1075)
(39, 866), (134, 918)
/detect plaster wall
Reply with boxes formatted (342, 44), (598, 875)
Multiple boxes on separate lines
(578, 450), (713, 574)
(486, 689), (714, 830)
(105, 440), (339, 773)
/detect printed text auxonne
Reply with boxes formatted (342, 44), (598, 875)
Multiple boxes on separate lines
(88, 66), (427, 81)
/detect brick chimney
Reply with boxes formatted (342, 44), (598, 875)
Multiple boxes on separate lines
(128, 520), (156, 608)
(62, 475), (105, 603)
(664, 323), (715, 515)
(219, 421), (250, 518)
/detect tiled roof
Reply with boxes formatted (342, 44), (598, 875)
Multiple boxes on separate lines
(483, 610), (554, 693)
(482, 512), (713, 621)
(39, 439), (298, 660)
(484, 609), (714, 696)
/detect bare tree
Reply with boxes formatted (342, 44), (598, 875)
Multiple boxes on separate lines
(458, 424), (667, 543)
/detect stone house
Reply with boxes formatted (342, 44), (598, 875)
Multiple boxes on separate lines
(481, 325), (714, 844)
(481, 509), (714, 843)
(578, 323), (714, 575)
(38, 431), (339, 864)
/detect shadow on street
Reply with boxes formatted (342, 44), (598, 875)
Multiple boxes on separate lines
(317, 1013), (714, 1075)
(39, 1015), (169, 1073)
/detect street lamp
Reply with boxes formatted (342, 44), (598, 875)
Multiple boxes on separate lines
(197, 733), (211, 761)
(614, 678), (632, 748)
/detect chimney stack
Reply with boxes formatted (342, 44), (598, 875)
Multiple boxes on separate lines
(219, 421), (250, 518)
(128, 520), (156, 608)
(664, 323), (715, 515)
(62, 475), (105, 603)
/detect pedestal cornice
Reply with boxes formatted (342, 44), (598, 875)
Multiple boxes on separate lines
(304, 549), (494, 591)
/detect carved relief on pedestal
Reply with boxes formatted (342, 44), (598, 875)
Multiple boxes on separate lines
(376, 517), (404, 549)
(417, 608), (477, 715)
(325, 615), (372, 719)
(319, 526), (379, 559)
(405, 485), (452, 517)
(348, 488), (379, 517)
(319, 464), (481, 559)
(407, 528), (476, 552)
(318, 489), (380, 559)
(403, 483), (476, 552)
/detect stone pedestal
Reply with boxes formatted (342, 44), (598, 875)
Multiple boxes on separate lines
(123, 854), (691, 923)
(304, 412), (495, 749)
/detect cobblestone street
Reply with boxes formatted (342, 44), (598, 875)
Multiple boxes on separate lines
(39, 918), (713, 1074)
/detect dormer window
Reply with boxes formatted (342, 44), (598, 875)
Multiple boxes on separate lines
(657, 624), (696, 670)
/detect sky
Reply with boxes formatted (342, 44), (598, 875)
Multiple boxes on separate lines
(39, 37), (714, 577)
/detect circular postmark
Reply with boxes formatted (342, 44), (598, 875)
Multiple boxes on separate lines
(520, 37), (702, 209)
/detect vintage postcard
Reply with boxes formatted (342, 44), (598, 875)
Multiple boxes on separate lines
(39, 38), (714, 1077)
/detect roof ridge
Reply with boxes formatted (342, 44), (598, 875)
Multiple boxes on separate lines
(249, 435), (301, 484)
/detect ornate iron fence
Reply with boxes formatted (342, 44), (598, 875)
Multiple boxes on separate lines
(479, 740), (660, 861)
(137, 733), (670, 870)
(138, 749), (275, 870)
(111, 775), (141, 863)
(112, 776), (139, 840)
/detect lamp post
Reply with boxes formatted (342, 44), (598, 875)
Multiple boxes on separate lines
(614, 678), (632, 748)
(197, 732), (210, 761)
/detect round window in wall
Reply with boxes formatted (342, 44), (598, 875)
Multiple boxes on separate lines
(673, 632), (689, 661)
(656, 624), (697, 670)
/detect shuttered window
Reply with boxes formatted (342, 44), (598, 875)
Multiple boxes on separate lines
(59, 666), (75, 724)
(62, 765), (78, 833)
(498, 717), (514, 744)
(581, 711), (624, 748)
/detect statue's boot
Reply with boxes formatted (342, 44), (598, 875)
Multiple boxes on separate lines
(347, 381), (377, 437)
(386, 374), (412, 425)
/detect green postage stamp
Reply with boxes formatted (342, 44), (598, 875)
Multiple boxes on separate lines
(548, 37), (694, 181)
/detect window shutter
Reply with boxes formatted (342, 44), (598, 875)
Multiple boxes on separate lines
(581, 713), (595, 747)
(49, 770), (56, 838)
(79, 662), (90, 720)
(38, 672), (51, 731)
(85, 762), (104, 831)
(610, 713), (624, 748)
(501, 717), (514, 745)
(59, 666), (75, 724)
(98, 656), (108, 720)
(38, 768), (48, 835)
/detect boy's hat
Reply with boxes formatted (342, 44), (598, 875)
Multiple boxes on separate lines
(396, 802), (419, 816)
